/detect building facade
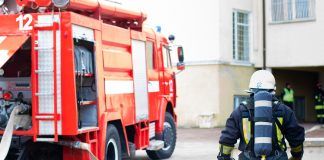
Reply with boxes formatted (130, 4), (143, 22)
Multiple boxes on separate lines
(137, 0), (261, 127)
(124, 0), (323, 127)
(259, 0), (324, 122)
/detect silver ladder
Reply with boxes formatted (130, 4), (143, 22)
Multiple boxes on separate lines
(32, 18), (60, 142)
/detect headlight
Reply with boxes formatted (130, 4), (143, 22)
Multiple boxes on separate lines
(52, 0), (70, 8)
(0, 0), (4, 6)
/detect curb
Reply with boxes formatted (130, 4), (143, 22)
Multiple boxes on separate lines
(304, 138), (324, 147)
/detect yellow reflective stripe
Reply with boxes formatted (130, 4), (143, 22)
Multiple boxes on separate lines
(276, 117), (284, 149)
(242, 118), (251, 144)
(261, 155), (266, 160)
(220, 144), (234, 155)
(291, 145), (303, 153)
(315, 105), (324, 110)
(317, 114), (324, 118)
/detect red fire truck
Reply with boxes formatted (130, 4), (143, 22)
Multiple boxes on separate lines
(0, 0), (185, 159)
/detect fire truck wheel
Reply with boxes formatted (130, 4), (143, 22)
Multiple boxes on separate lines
(146, 112), (177, 159)
(106, 124), (122, 160)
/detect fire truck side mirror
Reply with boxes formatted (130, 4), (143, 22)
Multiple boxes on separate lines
(177, 46), (185, 70)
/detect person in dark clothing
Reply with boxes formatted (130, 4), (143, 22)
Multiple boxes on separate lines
(281, 83), (294, 110)
(314, 83), (324, 123)
(218, 70), (304, 160)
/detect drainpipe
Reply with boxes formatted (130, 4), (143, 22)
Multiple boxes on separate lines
(262, 0), (267, 70)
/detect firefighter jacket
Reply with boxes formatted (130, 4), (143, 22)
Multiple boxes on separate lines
(218, 97), (305, 159)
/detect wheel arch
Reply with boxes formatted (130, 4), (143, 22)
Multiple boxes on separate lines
(166, 102), (175, 118)
(107, 120), (129, 158)
(157, 98), (176, 133)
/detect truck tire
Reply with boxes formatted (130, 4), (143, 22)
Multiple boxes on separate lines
(105, 124), (122, 160)
(146, 112), (177, 159)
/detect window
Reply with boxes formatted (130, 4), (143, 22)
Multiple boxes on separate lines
(271, 0), (315, 22)
(234, 95), (249, 109)
(146, 41), (154, 70)
(162, 46), (172, 68)
(233, 11), (250, 62)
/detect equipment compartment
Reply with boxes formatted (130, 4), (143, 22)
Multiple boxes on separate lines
(0, 38), (32, 131)
(73, 39), (98, 128)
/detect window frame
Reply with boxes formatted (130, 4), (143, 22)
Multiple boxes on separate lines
(270, 0), (316, 24)
(233, 95), (250, 109)
(232, 10), (251, 63)
(162, 45), (172, 69)
(145, 41), (155, 70)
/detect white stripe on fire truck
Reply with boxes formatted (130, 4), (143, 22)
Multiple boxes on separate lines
(105, 80), (160, 94)
(0, 36), (6, 44)
(0, 50), (9, 67)
(148, 81), (160, 92)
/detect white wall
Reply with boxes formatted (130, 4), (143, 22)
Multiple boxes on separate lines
(122, 0), (220, 63)
(219, 0), (261, 64)
(123, 0), (263, 65)
(263, 0), (324, 67)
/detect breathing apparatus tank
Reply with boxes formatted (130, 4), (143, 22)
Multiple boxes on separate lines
(254, 91), (273, 157)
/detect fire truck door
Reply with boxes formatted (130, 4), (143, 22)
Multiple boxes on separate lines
(132, 40), (149, 122)
(162, 46), (174, 97)
(146, 41), (159, 120)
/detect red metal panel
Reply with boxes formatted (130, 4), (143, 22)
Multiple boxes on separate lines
(60, 12), (79, 135)
(70, 12), (101, 31)
(102, 24), (131, 47)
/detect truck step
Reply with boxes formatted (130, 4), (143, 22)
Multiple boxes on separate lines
(36, 138), (55, 142)
(35, 70), (53, 73)
(35, 92), (54, 96)
(34, 46), (54, 51)
(146, 140), (164, 151)
(35, 115), (55, 120)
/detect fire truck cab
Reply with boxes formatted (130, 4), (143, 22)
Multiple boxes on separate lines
(0, 0), (185, 160)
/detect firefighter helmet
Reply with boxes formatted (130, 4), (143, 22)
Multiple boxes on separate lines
(249, 70), (276, 90)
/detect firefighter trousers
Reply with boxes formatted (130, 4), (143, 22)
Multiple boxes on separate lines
(315, 105), (324, 124)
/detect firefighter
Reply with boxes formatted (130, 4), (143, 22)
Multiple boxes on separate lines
(281, 83), (295, 110)
(217, 70), (305, 160)
(315, 83), (324, 123)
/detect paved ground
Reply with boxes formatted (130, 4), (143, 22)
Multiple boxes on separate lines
(134, 124), (324, 160)
(134, 129), (219, 160)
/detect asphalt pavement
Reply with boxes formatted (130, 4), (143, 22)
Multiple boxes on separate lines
(134, 125), (324, 160)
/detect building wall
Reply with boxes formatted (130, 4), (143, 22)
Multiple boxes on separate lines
(124, 0), (221, 63)
(217, 65), (255, 126)
(175, 65), (220, 128)
(259, 0), (324, 68)
(219, 0), (263, 64)
(175, 64), (255, 127)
